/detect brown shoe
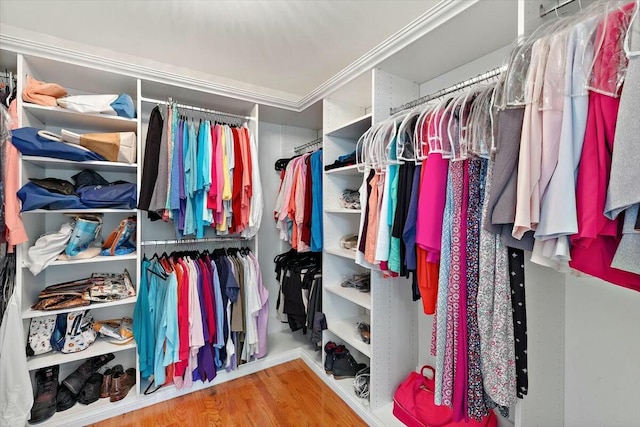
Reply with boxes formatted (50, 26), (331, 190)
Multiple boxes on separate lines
(100, 365), (123, 398)
(110, 368), (136, 402)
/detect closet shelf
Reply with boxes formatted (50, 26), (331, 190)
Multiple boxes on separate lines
(325, 283), (371, 310)
(27, 338), (137, 371)
(325, 208), (362, 214)
(22, 208), (137, 214)
(327, 314), (371, 358)
(325, 247), (357, 261)
(22, 156), (137, 173)
(23, 253), (139, 268)
(325, 165), (362, 176)
(22, 296), (137, 319)
(22, 102), (138, 132)
(326, 113), (372, 140)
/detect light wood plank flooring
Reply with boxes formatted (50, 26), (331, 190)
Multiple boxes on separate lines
(90, 359), (367, 427)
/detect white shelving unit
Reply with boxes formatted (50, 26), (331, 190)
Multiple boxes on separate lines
(22, 102), (138, 132)
(321, 76), (374, 419)
(27, 339), (137, 371)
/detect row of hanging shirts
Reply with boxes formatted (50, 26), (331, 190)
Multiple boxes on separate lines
(133, 246), (268, 393)
(273, 148), (323, 252)
(138, 101), (263, 240)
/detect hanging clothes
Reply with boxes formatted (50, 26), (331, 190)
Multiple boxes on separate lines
(133, 246), (267, 392)
(139, 103), (262, 239)
(274, 150), (323, 252)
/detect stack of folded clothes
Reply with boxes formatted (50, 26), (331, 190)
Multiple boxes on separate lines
(325, 150), (356, 171)
(17, 169), (137, 211)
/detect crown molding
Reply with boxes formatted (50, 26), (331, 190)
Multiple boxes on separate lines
(0, 0), (477, 114)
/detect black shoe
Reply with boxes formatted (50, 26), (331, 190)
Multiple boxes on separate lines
(29, 366), (59, 424)
(323, 342), (347, 374)
(56, 383), (77, 412)
(62, 353), (115, 395)
(78, 373), (103, 405)
(332, 352), (367, 380)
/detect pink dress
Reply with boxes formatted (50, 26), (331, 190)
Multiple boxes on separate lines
(569, 2), (640, 290)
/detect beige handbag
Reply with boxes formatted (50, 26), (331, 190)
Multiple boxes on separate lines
(61, 129), (136, 163)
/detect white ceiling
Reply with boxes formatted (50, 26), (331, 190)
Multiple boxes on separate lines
(0, 0), (440, 99)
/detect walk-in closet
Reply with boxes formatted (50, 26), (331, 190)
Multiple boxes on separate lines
(1, 1), (639, 426)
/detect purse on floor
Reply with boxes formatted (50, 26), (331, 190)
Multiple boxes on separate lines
(393, 366), (497, 427)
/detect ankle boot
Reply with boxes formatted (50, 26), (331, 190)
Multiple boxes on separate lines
(110, 368), (136, 402)
(100, 365), (123, 398)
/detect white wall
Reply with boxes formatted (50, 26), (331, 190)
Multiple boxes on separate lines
(257, 122), (319, 333)
(564, 277), (640, 427)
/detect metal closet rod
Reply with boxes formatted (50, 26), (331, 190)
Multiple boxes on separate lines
(539, 0), (578, 17)
(140, 236), (252, 246)
(293, 137), (323, 154)
(389, 65), (507, 115)
(140, 96), (254, 121)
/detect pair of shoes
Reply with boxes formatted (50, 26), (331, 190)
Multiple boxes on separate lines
(29, 366), (59, 424)
(324, 341), (367, 380)
(62, 353), (115, 395)
(99, 365), (136, 402)
(353, 366), (370, 400)
(357, 322), (371, 344)
(340, 273), (370, 292)
(100, 365), (123, 398)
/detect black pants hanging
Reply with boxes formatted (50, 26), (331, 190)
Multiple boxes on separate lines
(508, 247), (528, 398)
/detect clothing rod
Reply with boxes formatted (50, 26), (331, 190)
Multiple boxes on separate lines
(140, 237), (252, 246)
(389, 65), (507, 115)
(539, 0), (578, 17)
(293, 137), (323, 154)
(140, 96), (254, 121)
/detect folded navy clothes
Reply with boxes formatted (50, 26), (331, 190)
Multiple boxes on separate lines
(18, 168), (137, 211)
(11, 127), (106, 162)
(77, 183), (137, 209)
(325, 150), (357, 171)
(18, 182), (86, 211)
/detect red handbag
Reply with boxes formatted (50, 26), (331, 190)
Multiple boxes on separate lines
(393, 366), (498, 427)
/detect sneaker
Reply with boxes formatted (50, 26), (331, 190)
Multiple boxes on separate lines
(29, 366), (59, 424)
(56, 383), (77, 412)
(62, 353), (115, 395)
(353, 366), (370, 400)
(332, 352), (367, 380)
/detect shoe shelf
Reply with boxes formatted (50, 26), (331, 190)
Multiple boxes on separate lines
(22, 102), (138, 132)
(28, 386), (138, 427)
(22, 253), (138, 268)
(325, 283), (371, 311)
(22, 296), (138, 319)
(27, 338), (137, 371)
(325, 246), (357, 261)
(325, 208), (362, 214)
(333, 376), (370, 411)
(326, 113), (372, 140)
(324, 164), (362, 176)
(327, 314), (371, 358)
(22, 155), (137, 173)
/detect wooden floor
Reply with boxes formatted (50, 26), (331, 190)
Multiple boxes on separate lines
(90, 359), (367, 427)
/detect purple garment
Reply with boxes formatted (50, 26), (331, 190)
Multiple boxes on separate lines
(250, 253), (269, 359)
(402, 165), (422, 271)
